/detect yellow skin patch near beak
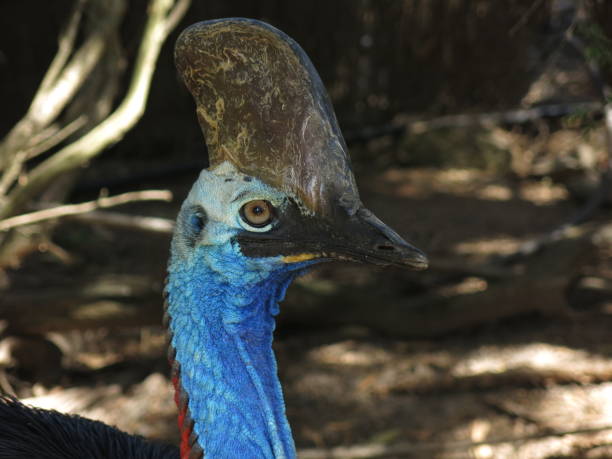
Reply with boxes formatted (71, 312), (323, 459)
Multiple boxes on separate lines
(282, 253), (318, 263)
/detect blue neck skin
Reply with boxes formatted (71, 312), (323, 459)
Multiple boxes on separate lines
(166, 240), (314, 459)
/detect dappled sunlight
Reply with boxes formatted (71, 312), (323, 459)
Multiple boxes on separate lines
(526, 383), (612, 430)
(450, 384), (612, 458)
(22, 373), (176, 441)
(475, 183), (513, 201)
(436, 346), (612, 458)
(297, 335), (612, 458)
(372, 167), (571, 206)
(436, 276), (488, 297)
(519, 180), (570, 205)
(453, 343), (595, 376)
(373, 168), (496, 198)
(306, 340), (393, 367)
(23, 387), (111, 414)
(453, 236), (523, 257)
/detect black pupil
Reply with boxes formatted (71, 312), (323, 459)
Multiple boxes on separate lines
(242, 201), (271, 227)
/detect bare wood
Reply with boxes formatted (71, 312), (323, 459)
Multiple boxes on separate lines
(404, 101), (602, 134)
(345, 101), (602, 144)
(0, 0), (191, 220)
(0, 0), (124, 169)
(0, 118), (89, 199)
(0, 0), (87, 165)
(25, 116), (88, 160)
(0, 152), (27, 198)
(26, 1), (118, 128)
(0, 0), (124, 202)
(38, 0), (87, 96)
(163, 0), (191, 35)
(0, 190), (172, 231)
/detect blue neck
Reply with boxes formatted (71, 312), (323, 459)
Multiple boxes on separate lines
(166, 242), (305, 458)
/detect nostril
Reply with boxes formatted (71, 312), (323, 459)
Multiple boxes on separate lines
(376, 244), (396, 251)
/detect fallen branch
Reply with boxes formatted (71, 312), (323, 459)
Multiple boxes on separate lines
(404, 101), (603, 134)
(344, 101), (602, 144)
(0, 190), (172, 231)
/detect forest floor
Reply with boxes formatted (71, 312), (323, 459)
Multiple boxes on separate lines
(2, 165), (611, 458)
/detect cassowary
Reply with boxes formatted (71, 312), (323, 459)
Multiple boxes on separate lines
(0, 18), (427, 459)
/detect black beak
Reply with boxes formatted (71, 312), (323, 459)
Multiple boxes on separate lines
(237, 200), (428, 271)
(346, 207), (428, 270)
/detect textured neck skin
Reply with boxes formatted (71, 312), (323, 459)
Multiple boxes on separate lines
(166, 240), (310, 459)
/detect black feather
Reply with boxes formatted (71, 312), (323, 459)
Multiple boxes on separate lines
(0, 396), (179, 459)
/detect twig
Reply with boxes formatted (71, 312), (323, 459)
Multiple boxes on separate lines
(0, 152), (26, 198)
(0, 190), (172, 231)
(298, 425), (612, 458)
(0, 0), (190, 220)
(0, 0), (123, 207)
(29, 1), (119, 128)
(25, 116), (88, 160)
(0, 117), (89, 199)
(163, 0), (191, 35)
(508, 0), (547, 37)
(38, 0), (86, 95)
(69, 210), (174, 234)
(0, 0), (123, 169)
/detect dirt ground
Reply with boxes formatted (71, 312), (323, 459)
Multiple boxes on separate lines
(1, 166), (611, 458)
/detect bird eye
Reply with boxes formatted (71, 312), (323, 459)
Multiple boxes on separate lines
(240, 200), (274, 228)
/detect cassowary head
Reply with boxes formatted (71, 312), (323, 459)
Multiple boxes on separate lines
(166, 18), (428, 458)
(171, 18), (427, 275)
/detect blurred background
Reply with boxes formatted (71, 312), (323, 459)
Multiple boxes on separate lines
(0, 0), (611, 457)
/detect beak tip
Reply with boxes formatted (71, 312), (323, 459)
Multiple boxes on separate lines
(403, 247), (429, 270)
(411, 256), (429, 270)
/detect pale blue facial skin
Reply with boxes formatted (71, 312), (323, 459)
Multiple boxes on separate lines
(166, 162), (318, 459)
(172, 161), (291, 257)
